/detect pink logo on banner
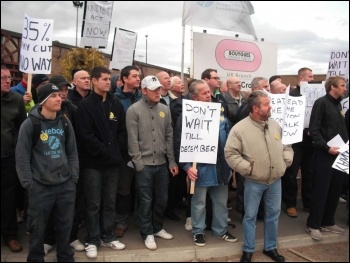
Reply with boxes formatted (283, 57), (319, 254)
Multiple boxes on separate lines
(215, 39), (261, 71)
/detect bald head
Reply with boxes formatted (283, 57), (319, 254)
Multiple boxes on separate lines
(270, 80), (286, 94)
(155, 71), (171, 93)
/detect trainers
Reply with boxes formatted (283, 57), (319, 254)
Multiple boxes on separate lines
(216, 232), (238, 243)
(70, 239), (85, 251)
(154, 229), (173, 240)
(43, 244), (54, 255)
(145, 235), (157, 250)
(185, 217), (192, 231)
(305, 227), (322, 240)
(100, 240), (125, 250)
(227, 217), (232, 223)
(193, 233), (206, 246)
(85, 244), (97, 258)
(286, 207), (298, 218)
(339, 197), (347, 204)
(320, 225), (345, 234)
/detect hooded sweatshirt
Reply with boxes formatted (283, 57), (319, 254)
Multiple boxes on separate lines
(15, 108), (79, 191)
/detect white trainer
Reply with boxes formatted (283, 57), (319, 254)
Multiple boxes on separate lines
(85, 244), (97, 258)
(321, 225), (345, 234)
(100, 240), (125, 250)
(185, 217), (192, 231)
(154, 229), (173, 240)
(145, 235), (157, 250)
(70, 239), (85, 251)
(43, 244), (54, 255)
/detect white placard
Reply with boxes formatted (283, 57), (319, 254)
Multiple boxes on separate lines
(332, 149), (349, 174)
(20, 14), (54, 73)
(300, 81), (326, 128)
(179, 100), (221, 164)
(326, 50), (349, 82)
(110, 28), (137, 70)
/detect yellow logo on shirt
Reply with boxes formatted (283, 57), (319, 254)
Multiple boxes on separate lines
(221, 106), (224, 112)
(220, 116), (224, 121)
(274, 134), (280, 140)
(159, 112), (165, 118)
(40, 133), (49, 142)
(109, 112), (115, 119)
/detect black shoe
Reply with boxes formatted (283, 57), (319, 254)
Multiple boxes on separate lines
(240, 251), (253, 262)
(193, 233), (206, 246)
(263, 249), (285, 262)
(164, 211), (180, 221)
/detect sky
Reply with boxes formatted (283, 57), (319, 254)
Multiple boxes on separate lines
(1, 1), (349, 75)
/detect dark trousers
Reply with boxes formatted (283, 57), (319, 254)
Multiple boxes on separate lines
(165, 167), (187, 214)
(27, 179), (76, 262)
(282, 144), (313, 209)
(1, 155), (20, 243)
(307, 150), (344, 229)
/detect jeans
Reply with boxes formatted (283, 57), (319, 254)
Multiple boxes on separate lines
(27, 179), (76, 262)
(191, 185), (228, 236)
(115, 164), (135, 230)
(242, 179), (281, 252)
(83, 167), (121, 245)
(136, 164), (169, 240)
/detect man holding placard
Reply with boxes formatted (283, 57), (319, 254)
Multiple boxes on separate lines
(306, 76), (348, 240)
(174, 80), (237, 247)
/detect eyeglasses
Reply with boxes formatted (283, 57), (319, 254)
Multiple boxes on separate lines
(1, 76), (13, 81)
(210, 77), (220, 80)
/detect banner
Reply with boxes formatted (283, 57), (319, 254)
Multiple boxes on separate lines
(326, 50), (349, 82)
(182, 1), (257, 39)
(110, 28), (137, 70)
(80, 1), (114, 48)
(19, 14), (54, 73)
(179, 100), (221, 164)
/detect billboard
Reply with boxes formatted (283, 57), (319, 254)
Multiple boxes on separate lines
(193, 32), (277, 89)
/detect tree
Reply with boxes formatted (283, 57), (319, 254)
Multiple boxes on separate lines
(60, 48), (106, 81)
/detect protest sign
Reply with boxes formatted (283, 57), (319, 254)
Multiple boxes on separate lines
(326, 50), (349, 81)
(332, 149), (349, 174)
(300, 81), (326, 128)
(179, 100), (221, 164)
(19, 14), (53, 74)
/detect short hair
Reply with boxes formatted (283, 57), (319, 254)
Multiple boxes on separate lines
(90, 66), (110, 80)
(71, 68), (82, 80)
(251, 77), (266, 91)
(170, 76), (181, 88)
(298, 67), (312, 77)
(269, 75), (281, 84)
(1, 64), (9, 70)
(201, 68), (217, 80)
(247, 90), (269, 113)
(120, 65), (139, 84)
(325, 76), (346, 93)
(189, 79), (206, 97)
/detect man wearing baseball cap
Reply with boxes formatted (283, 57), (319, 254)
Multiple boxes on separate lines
(126, 75), (178, 250)
(16, 82), (79, 262)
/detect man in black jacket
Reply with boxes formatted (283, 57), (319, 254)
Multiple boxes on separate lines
(75, 66), (127, 258)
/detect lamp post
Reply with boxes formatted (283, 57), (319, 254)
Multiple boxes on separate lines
(73, 1), (83, 46)
(145, 35), (148, 64)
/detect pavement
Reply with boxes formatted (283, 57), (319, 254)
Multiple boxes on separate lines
(1, 194), (349, 262)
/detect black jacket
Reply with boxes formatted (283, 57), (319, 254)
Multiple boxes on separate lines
(310, 93), (348, 152)
(75, 91), (127, 168)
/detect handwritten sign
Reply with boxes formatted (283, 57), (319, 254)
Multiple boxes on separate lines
(81, 1), (114, 48)
(326, 50), (349, 82)
(341, 97), (349, 115)
(179, 100), (220, 164)
(19, 14), (53, 73)
(269, 93), (305, 144)
(332, 149), (349, 174)
(300, 82), (326, 128)
(110, 28), (137, 70)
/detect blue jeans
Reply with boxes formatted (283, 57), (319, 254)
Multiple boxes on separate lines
(83, 167), (121, 245)
(243, 179), (281, 252)
(136, 164), (169, 240)
(191, 185), (228, 236)
(27, 179), (76, 262)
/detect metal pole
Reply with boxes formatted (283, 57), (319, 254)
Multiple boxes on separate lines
(76, 6), (78, 46)
(145, 35), (148, 64)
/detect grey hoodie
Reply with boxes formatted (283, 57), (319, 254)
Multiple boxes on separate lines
(15, 107), (79, 191)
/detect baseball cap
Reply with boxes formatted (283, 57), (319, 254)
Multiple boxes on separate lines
(141, 76), (163, 90)
(49, 75), (71, 89)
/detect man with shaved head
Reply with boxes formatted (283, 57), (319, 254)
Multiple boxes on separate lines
(156, 71), (171, 106)
(270, 80), (287, 94)
(68, 70), (91, 106)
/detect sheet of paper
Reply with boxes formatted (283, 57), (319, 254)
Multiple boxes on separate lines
(327, 134), (345, 148)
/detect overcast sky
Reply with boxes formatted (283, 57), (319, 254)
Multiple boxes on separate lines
(1, 1), (348, 75)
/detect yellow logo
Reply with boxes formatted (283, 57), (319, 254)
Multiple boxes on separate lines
(159, 112), (165, 118)
(220, 116), (224, 121)
(221, 106), (224, 112)
(274, 134), (280, 140)
(40, 133), (49, 142)
(109, 112), (115, 119)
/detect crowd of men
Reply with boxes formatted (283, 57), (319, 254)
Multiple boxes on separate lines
(1, 64), (348, 262)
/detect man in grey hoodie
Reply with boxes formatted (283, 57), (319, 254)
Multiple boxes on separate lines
(16, 83), (79, 262)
